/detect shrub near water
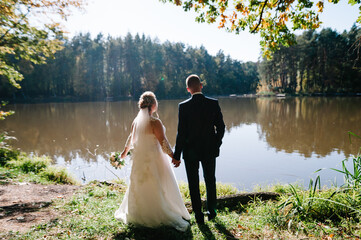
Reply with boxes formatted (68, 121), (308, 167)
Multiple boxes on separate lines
(7, 155), (51, 173)
(246, 155), (361, 238)
(2, 152), (78, 185)
(42, 165), (78, 185)
(0, 147), (20, 166)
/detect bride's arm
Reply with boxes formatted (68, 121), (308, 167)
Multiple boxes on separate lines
(120, 122), (134, 158)
(151, 119), (174, 159)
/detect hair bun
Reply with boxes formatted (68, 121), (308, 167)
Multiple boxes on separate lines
(138, 91), (157, 110)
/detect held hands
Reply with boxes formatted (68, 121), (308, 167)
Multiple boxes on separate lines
(172, 158), (181, 168)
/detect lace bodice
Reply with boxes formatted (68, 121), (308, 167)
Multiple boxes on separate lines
(124, 116), (173, 157)
(150, 117), (173, 156)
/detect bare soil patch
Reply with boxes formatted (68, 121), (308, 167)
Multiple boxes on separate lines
(0, 182), (79, 233)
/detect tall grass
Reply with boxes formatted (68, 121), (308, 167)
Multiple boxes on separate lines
(252, 132), (361, 237)
(332, 155), (361, 188)
(41, 165), (78, 185)
(6, 155), (51, 173)
(1, 152), (79, 185)
(0, 132), (19, 166)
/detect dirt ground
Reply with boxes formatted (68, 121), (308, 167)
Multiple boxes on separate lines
(0, 182), (79, 233)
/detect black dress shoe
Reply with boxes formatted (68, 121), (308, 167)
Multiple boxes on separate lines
(195, 214), (205, 225)
(196, 217), (205, 225)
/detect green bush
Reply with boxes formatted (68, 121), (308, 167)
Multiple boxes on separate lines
(41, 165), (78, 185)
(0, 147), (20, 166)
(7, 156), (51, 173)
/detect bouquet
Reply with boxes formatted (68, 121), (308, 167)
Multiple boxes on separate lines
(110, 152), (125, 169)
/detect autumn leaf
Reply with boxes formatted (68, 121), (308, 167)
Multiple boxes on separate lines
(235, 3), (244, 11)
(0, 0), (85, 87)
(316, 1), (324, 12)
(161, 0), (360, 57)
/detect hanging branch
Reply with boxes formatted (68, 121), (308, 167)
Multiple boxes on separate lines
(0, 6), (31, 43)
(251, 0), (269, 33)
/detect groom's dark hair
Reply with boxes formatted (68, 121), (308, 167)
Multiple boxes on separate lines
(186, 74), (201, 90)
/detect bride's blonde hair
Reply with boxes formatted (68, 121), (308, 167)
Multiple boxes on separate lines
(138, 91), (159, 117)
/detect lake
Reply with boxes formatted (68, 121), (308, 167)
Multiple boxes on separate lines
(1, 97), (361, 191)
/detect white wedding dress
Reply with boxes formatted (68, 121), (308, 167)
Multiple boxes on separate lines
(115, 109), (190, 231)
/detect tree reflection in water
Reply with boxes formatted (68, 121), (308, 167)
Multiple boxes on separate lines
(1, 97), (360, 187)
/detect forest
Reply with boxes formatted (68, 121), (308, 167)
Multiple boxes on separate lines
(0, 32), (259, 100)
(1, 27), (361, 102)
(258, 26), (361, 94)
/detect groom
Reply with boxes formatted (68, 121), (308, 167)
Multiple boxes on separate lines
(173, 74), (225, 224)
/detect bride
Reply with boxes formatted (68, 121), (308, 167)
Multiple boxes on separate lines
(115, 91), (191, 231)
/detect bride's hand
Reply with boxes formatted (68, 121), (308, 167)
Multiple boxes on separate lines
(120, 150), (127, 159)
(172, 158), (181, 168)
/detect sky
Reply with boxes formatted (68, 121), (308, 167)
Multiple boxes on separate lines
(63, 0), (360, 62)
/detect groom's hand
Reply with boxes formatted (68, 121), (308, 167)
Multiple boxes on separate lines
(172, 158), (181, 168)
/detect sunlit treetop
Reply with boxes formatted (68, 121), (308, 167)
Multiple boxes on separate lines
(160, 0), (361, 57)
(0, 0), (86, 88)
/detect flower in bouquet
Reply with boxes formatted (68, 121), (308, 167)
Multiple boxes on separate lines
(110, 152), (125, 169)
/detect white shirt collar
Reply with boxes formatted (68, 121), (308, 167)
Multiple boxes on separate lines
(192, 92), (203, 95)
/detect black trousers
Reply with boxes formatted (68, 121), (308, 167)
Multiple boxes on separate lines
(184, 157), (217, 218)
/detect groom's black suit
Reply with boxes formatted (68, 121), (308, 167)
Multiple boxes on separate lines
(174, 93), (225, 222)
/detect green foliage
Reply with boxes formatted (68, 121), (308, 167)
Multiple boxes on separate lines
(244, 194), (359, 238)
(0, 149), (79, 184)
(2, 172), (361, 239)
(0, 101), (14, 120)
(0, 0), (84, 88)
(331, 132), (361, 188)
(255, 139), (361, 237)
(0, 33), (260, 100)
(41, 165), (78, 185)
(258, 27), (361, 94)
(0, 182), (251, 240)
(0, 133), (19, 166)
(179, 181), (238, 202)
(243, 132), (361, 238)
(6, 155), (51, 173)
(332, 155), (361, 188)
(161, 0), (361, 57)
(278, 176), (323, 221)
(252, 182), (303, 194)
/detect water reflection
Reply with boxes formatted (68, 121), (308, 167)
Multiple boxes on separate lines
(1, 97), (360, 189)
(254, 97), (361, 157)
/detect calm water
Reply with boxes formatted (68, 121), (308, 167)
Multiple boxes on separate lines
(1, 97), (361, 190)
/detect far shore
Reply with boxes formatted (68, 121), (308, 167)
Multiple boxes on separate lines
(1, 92), (361, 105)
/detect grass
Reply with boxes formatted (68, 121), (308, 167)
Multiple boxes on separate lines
(179, 181), (239, 202)
(41, 165), (78, 184)
(1, 182), (248, 240)
(4, 180), (349, 240)
(1, 176), (361, 239)
(6, 155), (51, 173)
(0, 147), (78, 185)
(1, 178), (357, 239)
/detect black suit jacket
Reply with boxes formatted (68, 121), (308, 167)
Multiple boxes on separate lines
(174, 94), (225, 160)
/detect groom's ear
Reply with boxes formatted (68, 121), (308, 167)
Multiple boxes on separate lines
(187, 87), (191, 93)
